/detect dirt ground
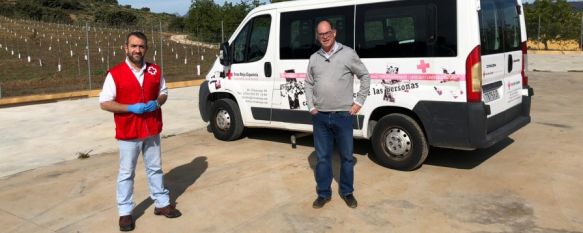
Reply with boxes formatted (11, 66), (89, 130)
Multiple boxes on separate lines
(0, 71), (582, 233)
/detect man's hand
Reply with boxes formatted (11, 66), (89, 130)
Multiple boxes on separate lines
(127, 103), (146, 114)
(310, 108), (318, 116)
(144, 100), (158, 112)
(350, 104), (361, 115)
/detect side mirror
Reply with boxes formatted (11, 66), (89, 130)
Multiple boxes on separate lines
(219, 42), (232, 66)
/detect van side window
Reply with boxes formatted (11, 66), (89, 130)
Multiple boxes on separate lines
(231, 15), (271, 64)
(480, 0), (522, 55)
(356, 0), (457, 58)
(280, 6), (354, 60)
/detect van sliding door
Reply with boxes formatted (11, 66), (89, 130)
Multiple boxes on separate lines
(272, 6), (354, 129)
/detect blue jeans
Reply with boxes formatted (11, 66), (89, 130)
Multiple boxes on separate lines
(117, 135), (170, 216)
(312, 111), (355, 198)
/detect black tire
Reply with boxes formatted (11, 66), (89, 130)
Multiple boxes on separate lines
(371, 113), (429, 171)
(210, 99), (244, 141)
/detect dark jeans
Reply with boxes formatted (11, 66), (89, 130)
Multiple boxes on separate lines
(312, 111), (354, 198)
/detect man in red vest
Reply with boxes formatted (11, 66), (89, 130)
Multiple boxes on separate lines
(99, 31), (181, 231)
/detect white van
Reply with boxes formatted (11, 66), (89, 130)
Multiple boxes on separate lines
(198, 0), (534, 171)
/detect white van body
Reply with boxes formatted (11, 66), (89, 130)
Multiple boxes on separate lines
(199, 0), (534, 170)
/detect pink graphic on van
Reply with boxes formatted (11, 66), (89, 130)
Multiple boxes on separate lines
(417, 60), (430, 73)
(280, 73), (307, 79)
(370, 73), (463, 82)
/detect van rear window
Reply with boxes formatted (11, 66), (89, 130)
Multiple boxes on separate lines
(479, 0), (522, 55)
(355, 0), (457, 58)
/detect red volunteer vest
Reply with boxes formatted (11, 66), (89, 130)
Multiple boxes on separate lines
(110, 62), (163, 140)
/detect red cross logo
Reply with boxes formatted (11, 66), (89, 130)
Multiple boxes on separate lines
(417, 60), (430, 73)
(226, 70), (233, 80)
(147, 66), (157, 75)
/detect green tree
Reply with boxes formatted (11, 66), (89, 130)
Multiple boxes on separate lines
(525, 0), (580, 50)
(15, 1), (43, 20)
(221, 2), (249, 42)
(168, 16), (186, 32)
(184, 0), (268, 43)
(186, 0), (221, 42)
(95, 9), (137, 27)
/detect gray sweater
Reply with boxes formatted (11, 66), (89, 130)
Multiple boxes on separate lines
(305, 43), (370, 112)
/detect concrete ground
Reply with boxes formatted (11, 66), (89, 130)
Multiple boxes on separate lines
(527, 53), (583, 72)
(0, 53), (581, 178)
(0, 87), (205, 177)
(0, 55), (582, 233)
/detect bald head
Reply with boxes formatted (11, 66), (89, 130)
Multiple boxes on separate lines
(316, 20), (336, 52)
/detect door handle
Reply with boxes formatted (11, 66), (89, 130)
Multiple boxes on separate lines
(508, 54), (513, 73)
(264, 62), (272, 78)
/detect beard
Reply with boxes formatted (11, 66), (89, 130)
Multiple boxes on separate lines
(127, 52), (144, 65)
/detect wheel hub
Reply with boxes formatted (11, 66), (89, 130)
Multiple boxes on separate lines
(384, 128), (411, 158)
(215, 109), (231, 131)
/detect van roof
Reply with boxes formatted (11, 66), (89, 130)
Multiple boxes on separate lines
(251, 0), (525, 14)
(249, 0), (354, 14)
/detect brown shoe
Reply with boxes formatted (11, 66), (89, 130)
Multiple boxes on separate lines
(312, 196), (331, 209)
(119, 215), (135, 231)
(154, 204), (182, 218)
(341, 194), (358, 208)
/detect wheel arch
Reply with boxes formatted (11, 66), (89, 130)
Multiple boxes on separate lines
(367, 106), (427, 142)
(203, 91), (239, 122)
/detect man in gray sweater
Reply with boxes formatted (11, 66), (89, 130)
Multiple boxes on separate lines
(305, 19), (370, 209)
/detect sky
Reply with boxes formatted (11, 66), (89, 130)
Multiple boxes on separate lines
(118, 0), (580, 16)
(117, 0), (270, 16)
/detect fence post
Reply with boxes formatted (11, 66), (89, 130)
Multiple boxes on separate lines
(85, 22), (92, 90)
(160, 21), (164, 76)
(580, 14), (582, 51)
(537, 15), (541, 41)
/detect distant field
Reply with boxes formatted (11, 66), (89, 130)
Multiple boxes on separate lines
(0, 17), (217, 98)
(527, 39), (581, 51)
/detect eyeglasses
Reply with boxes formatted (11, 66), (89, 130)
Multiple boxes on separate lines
(317, 30), (334, 38)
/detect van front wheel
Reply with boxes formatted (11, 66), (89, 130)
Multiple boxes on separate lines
(371, 114), (428, 171)
(210, 99), (244, 141)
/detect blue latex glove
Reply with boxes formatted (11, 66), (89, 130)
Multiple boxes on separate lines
(144, 100), (158, 112)
(127, 103), (146, 114)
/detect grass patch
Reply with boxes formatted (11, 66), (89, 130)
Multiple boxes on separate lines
(76, 150), (92, 159)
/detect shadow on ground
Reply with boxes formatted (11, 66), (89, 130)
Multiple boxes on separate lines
(423, 137), (514, 170)
(244, 128), (370, 155)
(133, 156), (208, 220)
(244, 128), (512, 171)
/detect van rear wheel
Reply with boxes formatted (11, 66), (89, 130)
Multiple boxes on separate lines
(371, 113), (428, 171)
(210, 99), (244, 141)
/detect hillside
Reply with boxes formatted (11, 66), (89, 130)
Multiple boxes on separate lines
(0, 0), (180, 29)
(570, 1), (583, 11)
(0, 15), (217, 97)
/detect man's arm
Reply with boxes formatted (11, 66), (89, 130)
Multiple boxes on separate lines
(349, 51), (370, 115)
(157, 75), (168, 107)
(100, 101), (132, 113)
(99, 73), (128, 113)
(156, 94), (168, 106)
(351, 51), (370, 106)
(98, 73), (147, 114)
(304, 58), (317, 115)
